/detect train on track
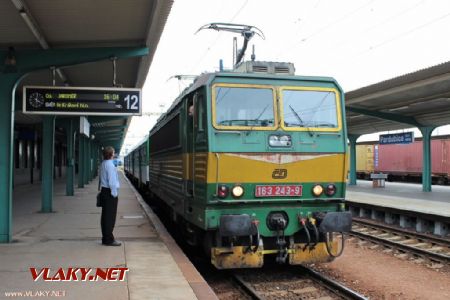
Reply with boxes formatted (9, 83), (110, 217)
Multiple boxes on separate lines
(124, 59), (352, 269)
(125, 22), (351, 269)
(356, 136), (450, 185)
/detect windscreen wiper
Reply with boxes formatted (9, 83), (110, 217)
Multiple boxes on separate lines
(289, 105), (304, 126)
(288, 105), (314, 136)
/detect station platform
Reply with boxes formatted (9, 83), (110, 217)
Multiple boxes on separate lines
(346, 180), (450, 236)
(347, 180), (450, 216)
(0, 172), (216, 300)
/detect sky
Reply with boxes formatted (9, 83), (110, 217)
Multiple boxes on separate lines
(121, 0), (450, 155)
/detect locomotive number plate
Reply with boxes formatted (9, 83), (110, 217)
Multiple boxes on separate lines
(255, 185), (302, 197)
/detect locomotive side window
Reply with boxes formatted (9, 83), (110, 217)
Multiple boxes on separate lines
(149, 114), (180, 153)
(213, 84), (276, 130)
(281, 88), (340, 131)
(196, 94), (205, 132)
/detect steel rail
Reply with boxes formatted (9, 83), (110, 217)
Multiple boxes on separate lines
(232, 268), (367, 300)
(231, 274), (263, 300)
(353, 217), (450, 245)
(296, 266), (368, 300)
(349, 227), (450, 264)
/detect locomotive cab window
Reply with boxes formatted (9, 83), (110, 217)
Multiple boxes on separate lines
(212, 84), (277, 130)
(280, 87), (341, 131)
(195, 94), (205, 132)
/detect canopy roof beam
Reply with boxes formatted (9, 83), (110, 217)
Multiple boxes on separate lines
(346, 106), (424, 128)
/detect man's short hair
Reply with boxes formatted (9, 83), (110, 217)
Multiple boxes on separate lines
(103, 146), (115, 160)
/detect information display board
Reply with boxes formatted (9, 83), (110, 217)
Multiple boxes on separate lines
(23, 86), (141, 116)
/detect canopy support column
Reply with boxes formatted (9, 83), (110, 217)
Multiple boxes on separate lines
(41, 116), (55, 212)
(419, 127), (435, 192)
(0, 74), (22, 242)
(78, 135), (84, 188)
(66, 119), (75, 196)
(88, 138), (92, 182)
(348, 134), (360, 186)
(84, 136), (89, 185)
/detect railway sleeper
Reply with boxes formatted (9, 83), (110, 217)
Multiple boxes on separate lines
(397, 238), (418, 244)
(385, 235), (403, 241)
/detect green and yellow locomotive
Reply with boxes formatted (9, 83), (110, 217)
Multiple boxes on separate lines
(125, 60), (351, 269)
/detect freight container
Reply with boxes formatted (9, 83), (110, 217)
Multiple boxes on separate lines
(356, 144), (374, 179)
(375, 139), (450, 184)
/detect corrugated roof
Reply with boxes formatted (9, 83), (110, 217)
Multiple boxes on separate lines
(346, 60), (450, 135)
(2, 0), (174, 151)
(347, 60), (450, 100)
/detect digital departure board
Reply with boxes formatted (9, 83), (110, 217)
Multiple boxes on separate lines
(23, 86), (141, 116)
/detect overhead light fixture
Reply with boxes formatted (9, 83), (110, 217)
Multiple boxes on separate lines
(4, 47), (17, 73)
(4, 47), (16, 66)
(55, 68), (68, 85)
(13, 2), (68, 83)
(388, 105), (409, 112)
(19, 10), (49, 49)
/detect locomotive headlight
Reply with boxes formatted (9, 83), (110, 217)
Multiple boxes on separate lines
(325, 184), (337, 196)
(269, 134), (291, 147)
(217, 185), (229, 198)
(312, 184), (324, 197)
(269, 135), (279, 144)
(231, 185), (244, 198)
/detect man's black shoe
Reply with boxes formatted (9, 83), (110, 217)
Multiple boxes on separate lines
(102, 240), (121, 246)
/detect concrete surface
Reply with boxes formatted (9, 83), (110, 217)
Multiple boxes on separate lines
(0, 172), (198, 300)
(347, 180), (450, 217)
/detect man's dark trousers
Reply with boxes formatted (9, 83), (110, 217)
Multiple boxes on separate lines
(100, 187), (118, 244)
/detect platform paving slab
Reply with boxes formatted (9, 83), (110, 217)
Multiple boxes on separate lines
(0, 172), (198, 300)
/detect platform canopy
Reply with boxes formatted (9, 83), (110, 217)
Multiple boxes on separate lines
(2, 0), (173, 151)
(346, 61), (450, 136)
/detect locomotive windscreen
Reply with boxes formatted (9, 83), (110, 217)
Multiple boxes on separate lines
(214, 85), (275, 128)
(282, 89), (338, 128)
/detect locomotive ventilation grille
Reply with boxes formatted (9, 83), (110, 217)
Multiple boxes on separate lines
(233, 61), (295, 75)
(252, 65), (268, 73)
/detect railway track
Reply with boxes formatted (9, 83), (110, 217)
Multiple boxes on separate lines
(230, 266), (367, 300)
(351, 218), (450, 264)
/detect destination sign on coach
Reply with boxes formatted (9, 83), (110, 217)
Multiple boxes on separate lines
(23, 86), (141, 116)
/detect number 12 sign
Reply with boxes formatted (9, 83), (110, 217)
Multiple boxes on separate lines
(23, 86), (142, 116)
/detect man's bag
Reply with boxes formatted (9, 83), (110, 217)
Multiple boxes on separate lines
(96, 192), (103, 207)
(97, 165), (102, 207)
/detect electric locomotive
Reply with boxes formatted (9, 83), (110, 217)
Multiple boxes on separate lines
(125, 59), (351, 269)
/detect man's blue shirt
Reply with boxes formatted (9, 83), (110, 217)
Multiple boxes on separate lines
(100, 159), (120, 197)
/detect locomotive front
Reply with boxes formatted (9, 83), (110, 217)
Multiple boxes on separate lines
(200, 63), (352, 269)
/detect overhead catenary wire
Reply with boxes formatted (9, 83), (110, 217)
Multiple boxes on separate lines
(277, 0), (375, 58)
(355, 9), (450, 57)
(331, 0), (426, 51)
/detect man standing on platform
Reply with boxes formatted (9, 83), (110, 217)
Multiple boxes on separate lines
(99, 146), (121, 246)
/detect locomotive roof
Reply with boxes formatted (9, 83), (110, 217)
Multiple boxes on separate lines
(156, 70), (341, 125)
(125, 135), (149, 155)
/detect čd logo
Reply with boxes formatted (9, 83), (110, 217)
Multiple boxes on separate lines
(272, 169), (287, 179)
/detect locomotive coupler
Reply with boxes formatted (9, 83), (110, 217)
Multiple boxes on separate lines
(275, 229), (288, 264)
(272, 216), (288, 263)
(267, 212), (289, 264)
